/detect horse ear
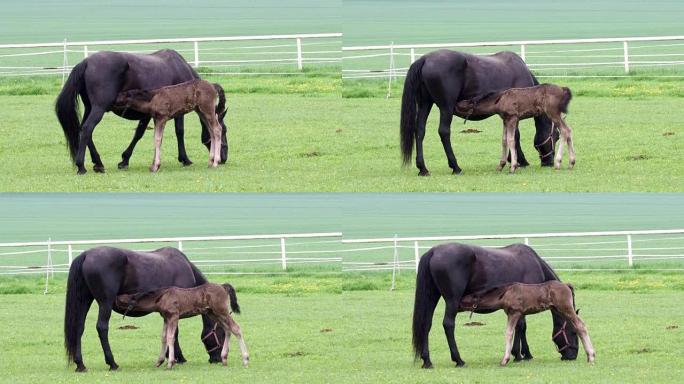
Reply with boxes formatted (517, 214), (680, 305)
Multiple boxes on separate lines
(575, 308), (580, 315)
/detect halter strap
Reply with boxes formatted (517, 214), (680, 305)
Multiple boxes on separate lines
(535, 122), (558, 159)
(202, 323), (222, 353)
(552, 320), (570, 352)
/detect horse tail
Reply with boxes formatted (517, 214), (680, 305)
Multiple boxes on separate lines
(64, 253), (91, 364)
(213, 83), (227, 117)
(400, 56), (425, 165)
(412, 248), (440, 361)
(559, 87), (572, 114)
(55, 60), (87, 162)
(567, 283), (577, 311)
(222, 283), (241, 314)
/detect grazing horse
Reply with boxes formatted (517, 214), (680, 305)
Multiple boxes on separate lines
(400, 50), (558, 176)
(55, 49), (228, 175)
(460, 281), (595, 366)
(114, 80), (226, 172)
(117, 283), (249, 369)
(456, 84), (575, 173)
(64, 247), (227, 372)
(412, 243), (579, 369)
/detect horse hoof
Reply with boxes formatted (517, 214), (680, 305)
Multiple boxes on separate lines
(518, 159), (530, 167)
(523, 355), (533, 361)
(75, 366), (87, 373)
(149, 165), (160, 172)
(455, 361), (466, 368)
(452, 168), (462, 175)
(421, 362), (433, 369)
(109, 364), (119, 371)
(76, 169), (87, 175)
(117, 162), (129, 170)
(180, 159), (193, 167)
(418, 170), (430, 177)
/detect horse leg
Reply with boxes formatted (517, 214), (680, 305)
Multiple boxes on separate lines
(94, 301), (119, 370)
(501, 312), (521, 366)
(118, 117), (151, 169)
(516, 316), (533, 360)
(497, 127), (508, 171)
(552, 117), (567, 170)
(437, 108), (462, 174)
(443, 300), (466, 367)
(150, 119), (166, 172)
(415, 101), (431, 176)
(156, 319), (168, 367)
(166, 317), (178, 369)
(72, 296), (94, 372)
(173, 326), (187, 363)
(514, 127), (530, 167)
(174, 116), (193, 166)
(75, 107), (106, 175)
(81, 102), (106, 173)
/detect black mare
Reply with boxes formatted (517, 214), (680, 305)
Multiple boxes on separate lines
(412, 243), (579, 368)
(55, 49), (227, 175)
(400, 50), (559, 176)
(64, 247), (225, 372)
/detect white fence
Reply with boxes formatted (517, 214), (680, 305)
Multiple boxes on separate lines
(342, 229), (684, 290)
(0, 33), (342, 78)
(342, 35), (684, 82)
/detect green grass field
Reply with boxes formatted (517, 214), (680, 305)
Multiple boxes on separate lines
(1, 273), (683, 383)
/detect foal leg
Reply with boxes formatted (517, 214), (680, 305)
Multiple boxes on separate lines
(150, 119), (167, 172)
(166, 317), (179, 369)
(569, 314), (595, 362)
(501, 312), (521, 366)
(553, 118), (566, 170)
(119, 117), (151, 169)
(156, 319), (169, 367)
(505, 118), (520, 173)
(226, 315), (249, 367)
(497, 127), (508, 171)
(562, 119), (576, 169)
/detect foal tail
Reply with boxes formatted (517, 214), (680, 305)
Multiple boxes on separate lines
(213, 83), (227, 118)
(400, 57), (426, 165)
(412, 249), (440, 361)
(55, 59), (87, 163)
(559, 87), (572, 114)
(222, 283), (241, 314)
(64, 253), (91, 364)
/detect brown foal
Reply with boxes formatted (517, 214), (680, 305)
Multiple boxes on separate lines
(460, 281), (595, 366)
(116, 283), (249, 369)
(455, 84), (576, 173)
(114, 79), (223, 172)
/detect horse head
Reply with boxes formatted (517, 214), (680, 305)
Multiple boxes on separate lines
(201, 316), (225, 363)
(551, 310), (579, 360)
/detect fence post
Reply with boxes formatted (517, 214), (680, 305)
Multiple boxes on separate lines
(520, 44), (526, 62)
(62, 39), (68, 86)
(67, 244), (73, 266)
(193, 41), (199, 68)
(623, 41), (629, 73)
(83, 45), (88, 58)
(414, 240), (420, 272)
(296, 37), (303, 70)
(390, 234), (398, 291)
(386, 42), (395, 99)
(280, 237), (287, 270)
(524, 237), (529, 245)
(178, 240), (183, 252)
(627, 235), (633, 267)
(410, 47), (416, 64)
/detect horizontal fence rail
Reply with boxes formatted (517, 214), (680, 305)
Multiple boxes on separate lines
(0, 33), (341, 78)
(342, 35), (684, 87)
(2, 229), (683, 292)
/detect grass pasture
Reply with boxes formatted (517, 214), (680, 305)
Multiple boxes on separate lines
(1, 273), (683, 384)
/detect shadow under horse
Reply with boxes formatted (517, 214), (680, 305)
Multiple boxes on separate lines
(64, 246), (227, 372)
(400, 50), (558, 176)
(55, 49), (228, 175)
(412, 243), (579, 368)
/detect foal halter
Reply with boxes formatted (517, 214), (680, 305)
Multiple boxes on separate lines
(202, 323), (222, 353)
(552, 320), (571, 352)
